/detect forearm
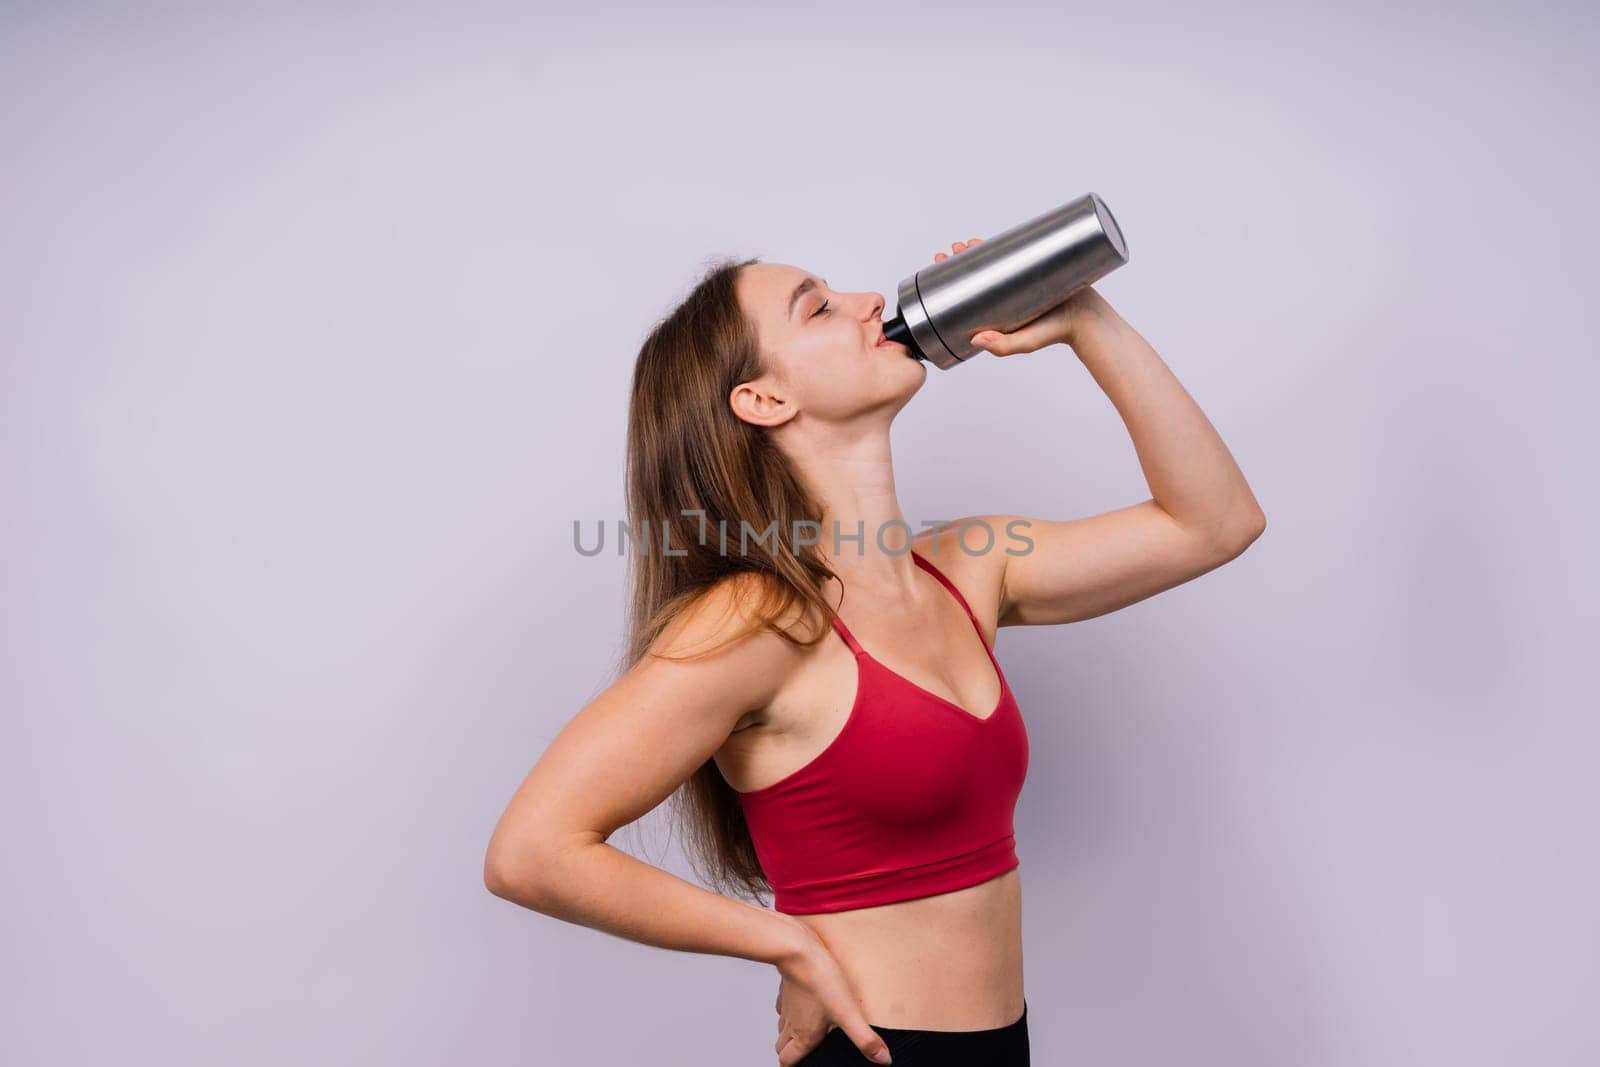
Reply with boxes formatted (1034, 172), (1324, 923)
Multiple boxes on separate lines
(1068, 296), (1264, 539)
(489, 840), (807, 967)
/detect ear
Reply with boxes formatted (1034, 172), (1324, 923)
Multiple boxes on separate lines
(729, 376), (797, 429)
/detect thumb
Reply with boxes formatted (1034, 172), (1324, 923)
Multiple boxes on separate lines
(969, 328), (1015, 355)
(970, 320), (1050, 356)
(839, 1016), (893, 1064)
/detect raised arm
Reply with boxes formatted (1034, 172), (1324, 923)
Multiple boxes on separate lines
(966, 288), (1267, 628)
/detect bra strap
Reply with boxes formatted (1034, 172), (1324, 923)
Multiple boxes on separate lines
(830, 552), (980, 655)
(829, 612), (865, 655)
(911, 550), (985, 633)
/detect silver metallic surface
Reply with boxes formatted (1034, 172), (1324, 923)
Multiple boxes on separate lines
(892, 192), (1130, 369)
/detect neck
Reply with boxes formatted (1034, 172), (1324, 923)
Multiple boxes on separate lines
(781, 424), (923, 594)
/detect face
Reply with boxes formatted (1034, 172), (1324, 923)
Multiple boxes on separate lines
(731, 262), (925, 430)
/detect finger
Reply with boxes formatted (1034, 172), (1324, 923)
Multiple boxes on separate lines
(776, 1029), (818, 1066)
(840, 1019), (893, 1065)
(979, 332), (1021, 356)
(970, 329), (1022, 356)
(973, 318), (1051, 357)
(968, 236), (982, 244)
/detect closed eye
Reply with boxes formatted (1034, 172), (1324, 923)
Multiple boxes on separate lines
(811, 299), (831, 318)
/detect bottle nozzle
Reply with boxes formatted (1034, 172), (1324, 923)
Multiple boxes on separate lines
(882, 311), (922, 361)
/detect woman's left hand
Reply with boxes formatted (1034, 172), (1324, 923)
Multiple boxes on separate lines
(932, 236), (1101, 357)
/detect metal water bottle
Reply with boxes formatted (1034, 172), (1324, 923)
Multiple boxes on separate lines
(882, 191), (1129, 369)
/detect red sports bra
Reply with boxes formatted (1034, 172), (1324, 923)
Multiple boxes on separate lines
(733, 550), (1029, 915)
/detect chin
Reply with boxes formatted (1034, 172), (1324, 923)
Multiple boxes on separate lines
(898, 359), (930, 399)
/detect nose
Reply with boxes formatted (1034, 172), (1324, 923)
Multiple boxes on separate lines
(862, 291), (885, 320)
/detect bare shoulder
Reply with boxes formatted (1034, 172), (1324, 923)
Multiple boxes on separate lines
(482, 571), (815, 887)
(912, 515), (1019, 632)
(652, 570), (813, 679)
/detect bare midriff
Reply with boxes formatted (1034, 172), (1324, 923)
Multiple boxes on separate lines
(717, 569), (1026, 1033)
(789, 867), (1025, 1032)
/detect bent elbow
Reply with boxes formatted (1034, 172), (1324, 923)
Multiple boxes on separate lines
(1206, 507), (1266, 561)
(483, 856), (515, 899)
(483, 842), (549, 904)
(1240, 507), (1267, 545)
(484, 856), (552, 907)
(485, 831), (595, 907)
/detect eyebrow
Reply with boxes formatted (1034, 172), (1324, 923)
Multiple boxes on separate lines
(785, 276), (829, 321)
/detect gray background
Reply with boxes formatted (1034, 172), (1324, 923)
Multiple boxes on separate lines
(5, 2), (1596, 1064)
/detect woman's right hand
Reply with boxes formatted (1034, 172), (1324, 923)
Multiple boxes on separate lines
(774, 930), (892, 1065)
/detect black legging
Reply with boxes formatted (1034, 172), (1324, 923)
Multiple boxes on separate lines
(795, 1000), (1028, 1065)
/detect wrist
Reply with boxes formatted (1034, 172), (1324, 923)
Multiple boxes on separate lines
(1065, 289), (1119, 351)
(771, 915), (824, 971)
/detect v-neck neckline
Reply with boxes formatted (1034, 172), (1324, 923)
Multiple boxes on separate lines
(859, 646), (1009, 724)
(831, 551), (1009, 725)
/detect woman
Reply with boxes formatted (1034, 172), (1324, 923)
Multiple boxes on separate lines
(484, 237), (1266, 1066)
